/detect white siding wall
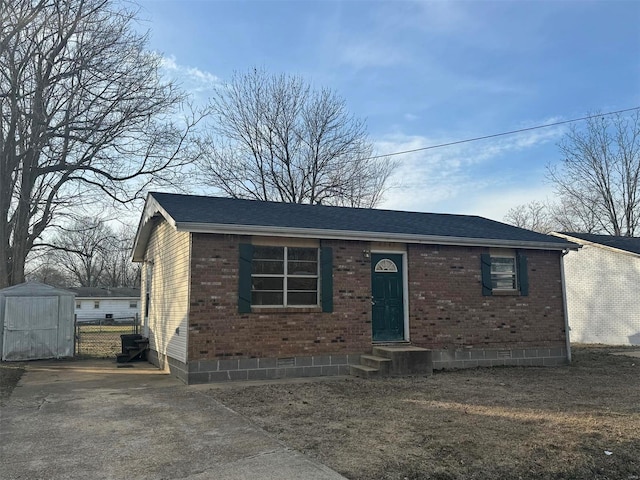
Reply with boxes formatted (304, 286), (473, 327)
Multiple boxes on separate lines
(141, 220), (190, 364)
(75, 298), (139, 321)
(563, 244), (640, 345)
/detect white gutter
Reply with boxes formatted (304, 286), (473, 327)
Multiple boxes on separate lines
(560, 249), (572, 363)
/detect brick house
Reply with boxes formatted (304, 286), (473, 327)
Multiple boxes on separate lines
(552, 232), (640, 346)
(132, 192), (577, 384)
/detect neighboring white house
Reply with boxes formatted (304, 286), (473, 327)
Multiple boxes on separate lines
(69, 287), (140, 323)
(552, 232), (640, 346)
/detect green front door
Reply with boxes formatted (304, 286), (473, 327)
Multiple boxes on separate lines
(371, 253), (405, 342)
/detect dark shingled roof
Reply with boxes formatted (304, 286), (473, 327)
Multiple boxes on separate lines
(148, 192), (575, 248)
(68, 287), (140, 298)
(558, 232), (640, 255)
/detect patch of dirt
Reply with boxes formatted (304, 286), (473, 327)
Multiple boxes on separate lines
(0, 362), (25, 406)
(212, 346), (640, 480)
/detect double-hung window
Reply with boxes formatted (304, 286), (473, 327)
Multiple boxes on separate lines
(251, 246), (319, 306)
(490, 256), (517, 290)
(481, 250), (528, 296)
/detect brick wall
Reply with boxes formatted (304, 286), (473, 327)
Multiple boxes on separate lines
(187, 234), (567, 363)
(188, 234), (372, 361)
(407, 244), (567, 350)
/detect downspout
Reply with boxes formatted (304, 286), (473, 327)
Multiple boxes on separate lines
(560, 249), (571, 363)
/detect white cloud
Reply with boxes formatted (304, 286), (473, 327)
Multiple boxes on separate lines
(375, 124), (565, 220)
(159, 54), (220, 97)
(186, 66), (219, 85)
(159, 55), (178, 71)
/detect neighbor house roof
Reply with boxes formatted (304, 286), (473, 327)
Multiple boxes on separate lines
(133, 192), (578, 261)
(0, 282), (76, 297)
(552, 232), (640, 256)
(68, 287), (140, 299)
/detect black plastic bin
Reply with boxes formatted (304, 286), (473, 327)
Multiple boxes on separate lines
(120, 334), (143, 354)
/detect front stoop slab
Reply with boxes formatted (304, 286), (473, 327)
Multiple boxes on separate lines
(349, 364), (380, 378)
(351, 346), (433, 378)
(359, 354), (392, 374)
(373, 346), (433, 376)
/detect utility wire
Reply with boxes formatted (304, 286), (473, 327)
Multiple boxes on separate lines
(370, 106), (640, 160)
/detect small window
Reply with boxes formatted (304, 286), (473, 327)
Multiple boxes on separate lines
(481, 251), (529, 297)
(251, 246), (319, 306)
(75, 301), (81, 309)
(374, 259), (398, 272)
(129, 301), (137, 309)
(490, 256), (517, 290)
(94, 300), (100, 309)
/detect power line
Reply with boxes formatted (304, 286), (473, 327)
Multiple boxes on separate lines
(370, 106), (640, 160)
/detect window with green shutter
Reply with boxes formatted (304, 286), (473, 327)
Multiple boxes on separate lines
(238, 244), (333, 311)
(481, 250), (528, 296)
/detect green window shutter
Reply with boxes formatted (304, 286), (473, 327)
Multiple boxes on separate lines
(480, 253), (492, 296)
(320, 247), (333, 312)
(517, 252), (529, 296)
(238, 243), (253, 313)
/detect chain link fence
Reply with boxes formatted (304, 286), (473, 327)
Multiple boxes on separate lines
(75, 316), (140, 358)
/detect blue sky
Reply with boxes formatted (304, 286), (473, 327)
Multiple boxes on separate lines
(135, 0), (640, 221)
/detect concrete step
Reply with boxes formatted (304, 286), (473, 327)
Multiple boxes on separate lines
(349, 364), (380, 379)
(360, 354), (392, 374)
(372, 345), (433, 376)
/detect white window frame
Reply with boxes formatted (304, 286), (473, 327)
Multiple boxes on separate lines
(94, 300), (100, 309)
(129, 301), (137, 309)
(490, 253), (518, 291)
(76, 301), (81, 309)
(251, 246), (319, 307)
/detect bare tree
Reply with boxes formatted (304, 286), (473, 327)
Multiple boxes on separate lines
(101, 223), (140, 288)
(50, 217), (113, 287)
(503, 200), (556, 233)
(198, 68), (395, 207)
(547, 111), (640, 236)
(26, 262), (70, 288)
(0, 0), (203, 287)
(29, 217), (139, 288)
(548, 196), (602, 234)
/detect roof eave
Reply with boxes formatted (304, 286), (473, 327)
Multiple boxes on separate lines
(132, 194), (178, 262)
(178, 222), (578, 251)
(551, 232), (639, 257)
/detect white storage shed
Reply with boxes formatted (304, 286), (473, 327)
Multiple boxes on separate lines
(0, 282), (75, 361)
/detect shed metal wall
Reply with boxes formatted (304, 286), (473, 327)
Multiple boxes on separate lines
(0, 283), (75, 361)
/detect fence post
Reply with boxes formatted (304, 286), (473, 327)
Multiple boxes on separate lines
(74, 314), (78, 356)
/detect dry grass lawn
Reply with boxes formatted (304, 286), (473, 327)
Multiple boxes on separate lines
(212, 346), (640, 480)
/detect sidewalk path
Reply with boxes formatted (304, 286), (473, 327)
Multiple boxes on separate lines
(0, 359), (347, 480)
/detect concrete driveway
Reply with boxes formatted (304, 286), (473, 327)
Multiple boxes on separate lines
(0, 359), (347, 480)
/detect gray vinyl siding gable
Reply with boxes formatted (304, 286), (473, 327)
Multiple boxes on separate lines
(143, 219), (190, 363)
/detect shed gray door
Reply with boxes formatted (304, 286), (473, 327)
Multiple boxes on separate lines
(2, 296), (59, 361)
